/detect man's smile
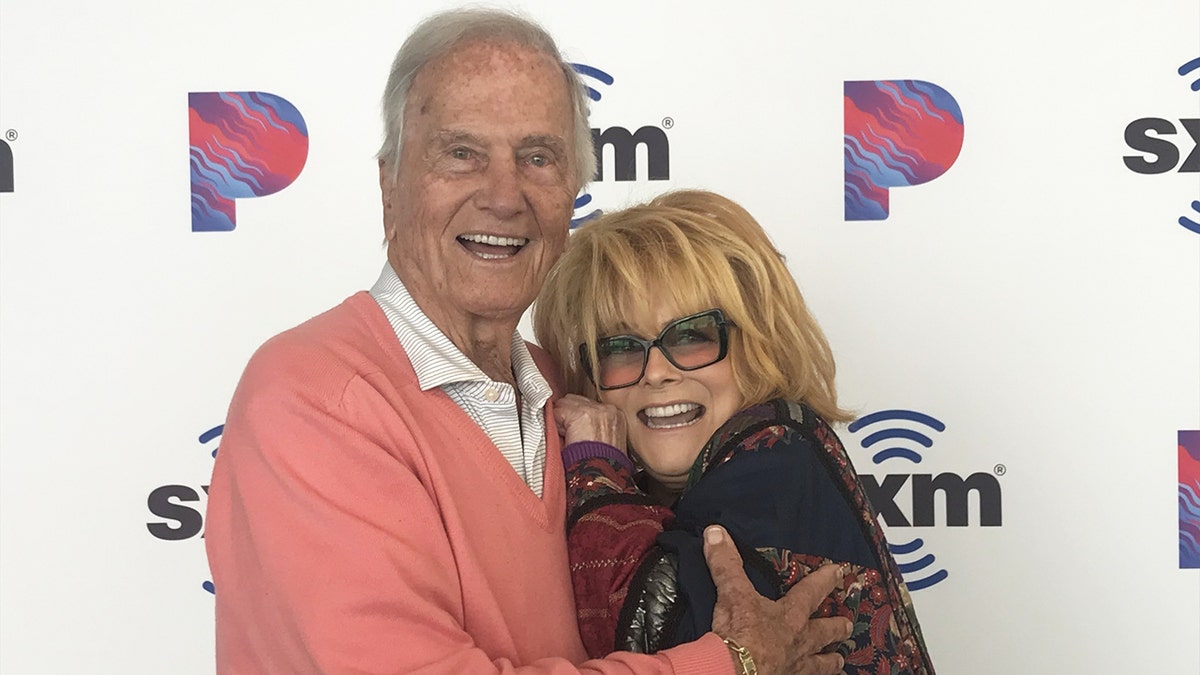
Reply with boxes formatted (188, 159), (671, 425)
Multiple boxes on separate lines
(456, 233), (529, 259)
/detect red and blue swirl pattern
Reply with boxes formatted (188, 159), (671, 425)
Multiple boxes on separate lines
(189, 92), (308, 232)
(844, 80), (964, 221)
(1180, 430), (1200, 568)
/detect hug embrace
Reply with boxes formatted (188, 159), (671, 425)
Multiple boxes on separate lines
(205, 7), (935, 674)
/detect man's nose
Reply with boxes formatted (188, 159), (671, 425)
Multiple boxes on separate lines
(641, 345), (681, 387)
(475, 157), (524, 218)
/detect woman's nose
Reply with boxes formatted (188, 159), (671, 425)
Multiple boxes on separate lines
(640, 345), (681, 386)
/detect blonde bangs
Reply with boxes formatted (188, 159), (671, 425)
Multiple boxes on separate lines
(585, 211), (732, 337)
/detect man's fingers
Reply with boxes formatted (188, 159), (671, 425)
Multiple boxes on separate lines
(795, 651), (846, 675)
(702, 526), (756, 599)
(796, 616), (854, 653)
(780, 564), (843, 619)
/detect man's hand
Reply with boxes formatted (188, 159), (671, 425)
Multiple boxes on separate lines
(554, 394), (628, 451)
(704, 525), (852, 675)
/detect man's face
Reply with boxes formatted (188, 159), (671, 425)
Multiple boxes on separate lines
(381, 41), (578, 329)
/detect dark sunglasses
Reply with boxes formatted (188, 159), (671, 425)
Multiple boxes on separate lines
(579, 308), (731, 390)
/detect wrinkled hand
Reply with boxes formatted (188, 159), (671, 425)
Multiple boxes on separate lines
(554, 394), (628, 451)
(704, 525), (852, 675)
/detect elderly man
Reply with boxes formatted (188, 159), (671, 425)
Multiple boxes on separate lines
(206, 8), (851, 674)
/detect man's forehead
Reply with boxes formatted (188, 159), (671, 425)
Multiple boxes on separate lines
(402, 39), (571, 139)
(420, 39), (559, 88)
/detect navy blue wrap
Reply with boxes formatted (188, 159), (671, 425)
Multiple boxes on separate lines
(654, 402), (882, 645)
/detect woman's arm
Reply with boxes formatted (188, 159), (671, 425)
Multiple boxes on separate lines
(563, 448), (676, 659)
(556, 395), (678, 658)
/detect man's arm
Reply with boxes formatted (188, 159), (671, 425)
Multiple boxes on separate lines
(205, 346), (728, 674)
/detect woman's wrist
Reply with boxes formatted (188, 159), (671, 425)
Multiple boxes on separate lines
(561, 441), (634, 472)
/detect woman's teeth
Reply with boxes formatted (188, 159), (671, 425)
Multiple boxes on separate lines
(641, 403), (704, 429)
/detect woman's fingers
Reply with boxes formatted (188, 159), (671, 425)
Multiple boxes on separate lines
(556, 395), (627, 449)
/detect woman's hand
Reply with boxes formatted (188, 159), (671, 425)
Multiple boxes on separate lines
(554, 394), (628, 452)
(704, 525), (852, 675)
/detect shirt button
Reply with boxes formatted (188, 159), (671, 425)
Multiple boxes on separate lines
(484, 388), (499, 402)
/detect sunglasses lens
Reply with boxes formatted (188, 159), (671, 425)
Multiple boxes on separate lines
(661, 313), (723, 369)
(588, 311), (728, 389)
(595, 336), (647, 389)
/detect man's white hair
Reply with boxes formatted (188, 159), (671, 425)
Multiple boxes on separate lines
(376, 7), (595, 190)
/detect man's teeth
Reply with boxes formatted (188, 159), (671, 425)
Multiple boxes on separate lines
(643, 403), (700, 418)
(459, 234), (528, 247)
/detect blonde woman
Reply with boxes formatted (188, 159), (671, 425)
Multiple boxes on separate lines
(534, 191), (934, 673)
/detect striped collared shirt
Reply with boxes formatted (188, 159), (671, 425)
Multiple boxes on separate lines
(369, 264), (551, 496)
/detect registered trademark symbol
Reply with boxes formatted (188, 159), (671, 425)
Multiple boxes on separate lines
(661, 117), (674, 129)
(993, 464), (1007, 476)
(4, 129), (15, 142)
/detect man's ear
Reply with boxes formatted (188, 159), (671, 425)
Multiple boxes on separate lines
(379, 159), (396, 241)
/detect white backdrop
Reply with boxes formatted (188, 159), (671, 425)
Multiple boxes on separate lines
(1, 1), (1198, 672)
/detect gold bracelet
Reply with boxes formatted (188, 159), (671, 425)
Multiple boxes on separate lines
(722, 637), (758, 675)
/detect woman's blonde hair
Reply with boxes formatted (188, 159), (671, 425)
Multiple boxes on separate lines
(533, 190), (852, 423)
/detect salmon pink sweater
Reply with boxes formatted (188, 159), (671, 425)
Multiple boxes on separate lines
(205, 292), (731, 674)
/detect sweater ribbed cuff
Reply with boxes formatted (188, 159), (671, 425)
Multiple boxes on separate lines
(561, 441), (634, 472)
(662, 632), (740, 675)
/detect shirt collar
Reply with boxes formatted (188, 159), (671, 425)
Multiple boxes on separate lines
(369, 263), (551, 406)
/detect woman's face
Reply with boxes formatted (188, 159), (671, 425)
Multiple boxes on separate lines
(597, 305), (743, 493)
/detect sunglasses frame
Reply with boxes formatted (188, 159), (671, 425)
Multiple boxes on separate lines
(579, 308), (731, 390)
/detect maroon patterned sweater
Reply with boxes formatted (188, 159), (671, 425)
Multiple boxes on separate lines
(563, 399), (934, 674)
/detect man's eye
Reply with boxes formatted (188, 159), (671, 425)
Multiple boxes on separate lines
(527, 153), (551, 167)
(451, 148), (472, 160)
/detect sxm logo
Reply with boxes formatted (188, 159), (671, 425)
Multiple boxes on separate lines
(145, 423), (222, 594)
(189, 92), (309, 232)
(843, 80), (964, 221)
(1180, 430), (1200, 569)
(1121, 56), (1200, 234)
(570, 63), (671, 227)
(848, 409), (1003, 591)
(0, 131), (14, 193)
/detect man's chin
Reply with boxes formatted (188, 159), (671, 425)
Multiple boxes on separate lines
(460, 292), (538, 323)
